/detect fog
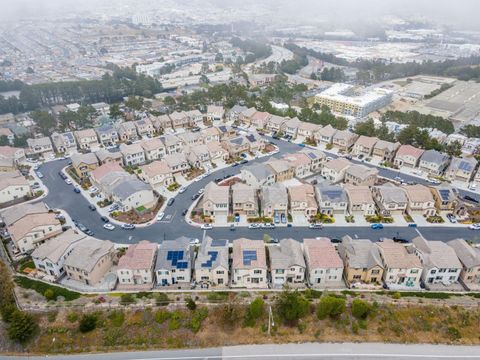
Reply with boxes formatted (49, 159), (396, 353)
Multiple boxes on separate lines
(0, 0), (479, 30)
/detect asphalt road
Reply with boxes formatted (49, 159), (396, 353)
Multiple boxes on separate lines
(36, 138), (480, 245)
(3, 342), (480, 359)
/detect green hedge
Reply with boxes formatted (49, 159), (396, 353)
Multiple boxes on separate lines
(15, 276), (81, 301)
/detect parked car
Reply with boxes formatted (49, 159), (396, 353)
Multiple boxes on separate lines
(393, 237), (410, 244)
(189, 238), (200, 245)
(88, 204), (96, 211)
(178, 186), (187, 194)
(239, 159), (248, 164)
(191, 193), (200, 201)
(100, 216), (109, 223)
(464, 195), (479, 204)
(73, 187), (81, 193)
(281, 213), (287, 224)
(308, 223), (323, 229)
(65, 178), (72, 185)
(157, 212), (165, 221)
(103, 223), (115, 231)
(248, 223), (261, 229)
(58, 171), (66, 179)
(371, 223), (384, 230)
(230, 224), (236, 231)
(167, 198), (175, 206)
(270, 238), (279, 244)
(446, 214), (457, 223)
(262, 223), (275, 229)
(108, 204), (119, 212)
(330, 238), (342, 244)
(121, 223), (135, 230)
(469, 224), (480, 230)
(198, 188), (205, 195)
(36, 171), (44, 179)
(201, 223), (213, 230)
(181, 209), (188, 216)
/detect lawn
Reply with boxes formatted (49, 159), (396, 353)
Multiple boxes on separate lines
(15, 276), (81, 301)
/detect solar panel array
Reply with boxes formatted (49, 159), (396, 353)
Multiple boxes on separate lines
(323, 190), (343, 200)
(167, 250), (188, 269)
(459, 161), (472, 172)
(201, 251), (218, 268)
(243, 250), (257, 266)
(246, 134), (255, 142)
(307, 152), (317, 159)
(439, 189), (450, 202)
(212, 239), (228, 247)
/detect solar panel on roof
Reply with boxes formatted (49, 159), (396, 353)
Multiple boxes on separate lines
(246, 134), (255, 142)
(307, 152), (316, 159)
(200, 251), (219, 268)
(459, 161), (472, 172)
(439, 189), (450, 201)
(243, 250), (257, 266)
(176, 261), (188, 269)
(212, 239), (228, 247)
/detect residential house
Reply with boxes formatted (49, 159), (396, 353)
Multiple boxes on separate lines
(241, 164), (275, 187)
(0, 171), (31, 204)
(31, 229), (86, 280)
(321, 158), (351, 183)
(288, 184), (317, 218)
(91, 102), (110, 115)
(215, 125), (237, 141)
(282, 117), (301, 138)
(221, 136), (250, 158)
(315, 184), (349, 215)
(186, 145), (211, 168)
(345, 185), (376, 216)
(169, 111), (190, 129)
(89, 162), (131, 196)
(332, 130), (359, 151)
(250, 111), (271, 129)
(267, 159), (294, 182)
(116, 121), (138, 141)
(445, 157), (477, 183)
(300, 148), (326, 172)
(430, 186), (467, 218)
(139, 160), (174, 188)
(372, 183), (408, 216)
(201, 127), (220, 144)
(64, 238), (115, 286)
(283, 153), (312, 178)
(51, 132), (77, 154)
(412, 236), (462, 287)
(231, 238), (267, 288)
(344, 164), (378, 186)
(419, 150), (450, 176)
(155, 237), (192, 286)
(178, 132), (203, 147)
(94, 149), (123, 165)
(151, 115), (173, 132)
(186, 109), (204, 127)
(231, 183), (258, 217)
(394, 145), (425, 168)
(117, 240), (157, 288)
(402, 184), (436, 217)
(201, 182), (230, 220)
(194, 237), (229, 288)
(140, 138), (166, 161)
(266, 115), (287, 133)
(338, 236), (384, 286)
(226, 105), (248, 122)
(2, 203), (62, 254)
(95, 125), (118, 147)
(206, 105), (224, 122)
(27, 137), (53, 156)
(269, 238), (306, 287)
(110, 178), (157, 212)
(71, 152), (99, 180)
(119, 143), (146, 166)
(206, 141), (229, 162)
(164, 153), (189, 174)
(447, 239), (480, 289)
(261, 183), (288, 221)
(372, 140), (400, 163)
(298, 122), (322, 141)
(238, 107), (257, 126)
(0, 127), (14, 145)
(160, 134), (182, 155)
(315, 124), (336, 145)
(304, 238), (344, 288)
(377, 239), (422, 290)
(0, 146), (25, 170)
(74, 129), (99, 151)
(352, 136), (378, 157)
(244, 133), (265, 154)
(134, 118), (154, 138)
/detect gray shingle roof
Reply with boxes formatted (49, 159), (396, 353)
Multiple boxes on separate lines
(339, 235), (383, 269)
(447, 238), (480, 269)
(155, 237), (192, 271)
(269, 238), (305, 270)
(242, 164), (274, 182)
(421, 149), (449, 164)
(111, 179), (152, 201)
(195, 236), (229, 270)
(64, 238), (114, 272)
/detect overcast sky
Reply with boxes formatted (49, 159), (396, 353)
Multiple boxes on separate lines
(0, 0), (479, 30)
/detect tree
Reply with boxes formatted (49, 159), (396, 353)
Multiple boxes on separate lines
(124, 96), (144, 111)
(351, 299), (371, 320)
(79, 313), (98, 333)
(7, 310), (38, 343)
(444, 140), (463, 157)
(275, 288), (309, 326)
(44, 289), (55, 301)
(0, 135), (9, 146)
(310, 72), (318, 80)
(244, 297), (264, 327)
(163, 96), (176, 106)
(109, 103), (122, 119)
(354, 119), (376, 137)
(215, 52), (224, 62)
(186, 297), (197, 311)
(199, 74), (210, 85)
(316, 296), (346, 320)
(31, 110), (55, 135)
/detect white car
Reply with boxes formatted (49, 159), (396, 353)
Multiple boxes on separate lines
(90, 186), (99, 193)
(178, 186), (187, 193)
(157, 212), (165, 221)
(248, 223), (261, 229)
(65, 178), (72, 185)
(103, 223), (115, 231)
(469, 224), (480, 230)
(326, 156), (333, 161)
(201, 223), (213, 230)
(189, 238), (200, 245)
(198, 188), (205, 195)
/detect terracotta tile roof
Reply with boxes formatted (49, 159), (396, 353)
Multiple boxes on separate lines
(118, 240), (157, 270)
(304, 238), (343, 269)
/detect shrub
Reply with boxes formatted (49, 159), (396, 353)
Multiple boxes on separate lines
(0, 303), (17, 323)
(316, 296), (346, 320)
(168, 311), (183, 331)
(47, 311), (57, 323)
(154, 310), (171, 324)
(275, 289), (309, 326)
(304, 289), (322, 300)
(44, 289), (56, 301)
(207, 292), (230, 302)
(79, 314), (98, 333)
(186, 297), (197, 311)
(155, 293), (170, 306)
(189, 308), (208, 333)
(108, 310), (125, 327)
(67, 312), (78, 323)
(14, 277), (80, 301)
(351, 299), (371, 320)
(244, 297), (264, 327)
(120, 293), (135, 305)
(447, 326), (461, 341)
(7, 310), (38, 343)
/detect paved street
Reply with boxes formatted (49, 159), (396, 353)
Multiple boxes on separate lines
(3, 342), (480, 359)
(35, 138), (480, 245)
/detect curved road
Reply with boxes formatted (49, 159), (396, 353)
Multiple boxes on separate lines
(37, 139), (480, 245)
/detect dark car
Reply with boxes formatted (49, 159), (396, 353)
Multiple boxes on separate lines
(214, 178), (222, 183)
(182, 209), (188, 216)
(330, 238), (342, 244)
(73, 187), (81, 193)
(58, 171), (67, 179)
(239, 159), (248, 164)
(393, 237), (410, 244)
(191, 194), (199, 201)
(167, 198), (175, 206)
(230, 224), (236, 231)
(100, 216), (109, 223)
(464, 195), (479, 204)
(88, 204), (96, 211)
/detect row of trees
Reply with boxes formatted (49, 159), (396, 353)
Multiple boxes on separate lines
(230, 37), (272, 64)
(381, 110), (455, 135)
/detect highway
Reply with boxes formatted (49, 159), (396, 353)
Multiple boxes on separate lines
(36, 136), (480, 245)
(3, 342), (480, 359)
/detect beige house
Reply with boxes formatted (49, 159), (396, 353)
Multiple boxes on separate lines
(169, 111), (190, 129)
(297, 122), (322, 141)
(283, 153), (312, 178)
(377, 240), (423, 290)
(139, 160), (174, 188)
(140, 138), (166, 161)
(283, 117), (301, 138)
(288, 184), (317, 218)
(201, 127), (220, 144)
(250, 111), (271, 129)
(444, 157), (477, 183)
(321, 158), (351, 183)
(164, 153), (189, 174)
(194, 236), (229, 287)
(332, 130), (359, 151)
(344, 164), (378, 186)
(345, 185), (375, 216)
(394, 145), (425, 168)
(161, 134), (182, 155)
(447, 239), (480, 289)
(27, 137), (53, 156)
(116, 121), (138, 141)
(201, 182), (230, 220)
(186, 145), (211, 168)
(300, 148), (326, 172)
(205, 106), (224, 122)
(304, 238), (344, 288)
(74, 129), (99, 151)
(71, 152), (98, 180)
(418, 150), (450, 176)
(261, 183), (288, 220)
(402, 184), (436, 217)
(95, 149), (123, 165)
(206, 141), (229, 162)
(0, 171), (32, 205)
(64, 238), (115, 286)
(178, 132), (203, 147)
(221, 136), (250, 158)
(117, 240), (157, 288)
(119, 143), (146, 166)
(372, 140), (400, 163)
(231, 183), (258, 217)
(267, 159), (294, 182)
(231, 238), (267, 288)
(430, 186), (467, 218)
(186, 109), (204, 126)
(338, 236), (384, 286)
(238, 107), (257, 126)
(0, 146), (25, 171)
(134, 118), (154, 137)
(241, 164), (275, 188)
(315, 124), (336, 145)
(352, 136), (378, 157)
(152, 115), (173, 132)
(315, 184), (349, 215)
(269, 238), (306, 287)
(266, 115), (287, 133)
(372, 183), (408, 216)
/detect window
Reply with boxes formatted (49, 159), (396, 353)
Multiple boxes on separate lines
(253, 270), (262, 274)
